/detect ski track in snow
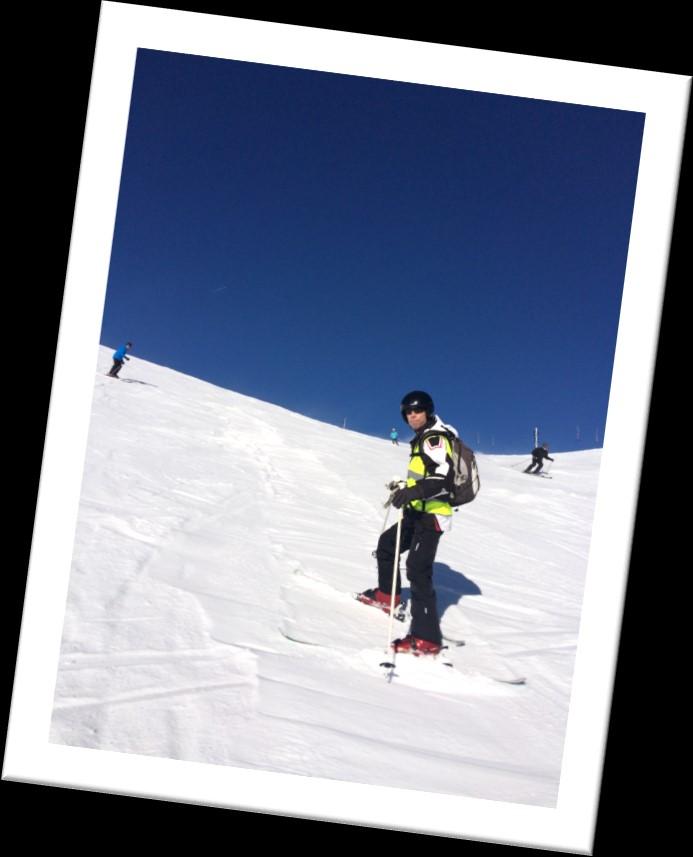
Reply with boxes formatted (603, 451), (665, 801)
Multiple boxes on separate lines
(49, 348), (600, 806)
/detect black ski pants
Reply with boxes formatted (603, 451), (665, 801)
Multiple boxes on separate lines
(108, 359), (124, 377)
(376, 510), (443, 645)
(525, 457), (543, 473)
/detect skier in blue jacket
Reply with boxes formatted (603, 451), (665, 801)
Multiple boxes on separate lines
(107, 342), (133, 377)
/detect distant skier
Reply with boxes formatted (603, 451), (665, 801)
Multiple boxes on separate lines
(107, 342), (133, 377)
(358, 390), (458, 656)
(389, 427), (399, 445)
(524, 443), (554, 474)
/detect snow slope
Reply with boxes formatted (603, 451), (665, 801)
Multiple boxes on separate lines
(50, 347), (600, 808)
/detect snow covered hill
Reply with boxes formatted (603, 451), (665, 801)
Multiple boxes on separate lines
(50, 347), (600, 808)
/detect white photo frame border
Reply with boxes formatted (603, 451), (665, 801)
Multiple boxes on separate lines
(5, 3), (690, 853)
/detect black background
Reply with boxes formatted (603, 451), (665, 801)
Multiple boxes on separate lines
(7, 3), (688, 853)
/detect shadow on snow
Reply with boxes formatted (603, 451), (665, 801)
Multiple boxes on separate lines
(399, 563), (481, 615)
(119, 378), (158, 387)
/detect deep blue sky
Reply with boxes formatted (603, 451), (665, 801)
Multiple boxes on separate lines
(102, 49), (644, 453)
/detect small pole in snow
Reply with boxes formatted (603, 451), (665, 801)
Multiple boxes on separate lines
(576, 424), (581, 442)
(533, 426), (539, 448)
(343, 418), (347, 429)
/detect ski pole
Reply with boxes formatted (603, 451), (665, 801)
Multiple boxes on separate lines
(372, 482), (401, 563)
(380, 503), (391, 535)
(384, 506), (404, 656)
(380, 478), (402, 532)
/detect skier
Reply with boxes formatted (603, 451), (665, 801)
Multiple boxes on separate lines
(389, 427), (399, 445)
(359, 390), (457, 656)
(107, 342), (133, 377)
(524, 443), (554, 474)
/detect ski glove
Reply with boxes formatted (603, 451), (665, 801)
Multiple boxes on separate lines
(391, 484), (423, 509)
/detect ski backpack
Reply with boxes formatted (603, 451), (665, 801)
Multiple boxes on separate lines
(419, 429), (480, 507)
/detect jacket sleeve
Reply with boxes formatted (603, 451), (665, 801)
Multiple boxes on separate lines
(417, 435), (452, 500)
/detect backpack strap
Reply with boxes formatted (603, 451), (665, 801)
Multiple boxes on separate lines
(417, 430), (452, 464)
(416, 431), (456, 497)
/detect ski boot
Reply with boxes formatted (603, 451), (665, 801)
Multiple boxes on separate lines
(391, 635), (443, 656)
(356, 588), (406, 621)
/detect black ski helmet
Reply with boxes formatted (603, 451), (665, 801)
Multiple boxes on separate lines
(400, 390), (434, 423)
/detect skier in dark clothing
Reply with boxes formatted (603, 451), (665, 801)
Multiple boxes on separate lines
(107, 342), (133, 377)
(358, 391), (459, 656)
(524, 443), (554, 474)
